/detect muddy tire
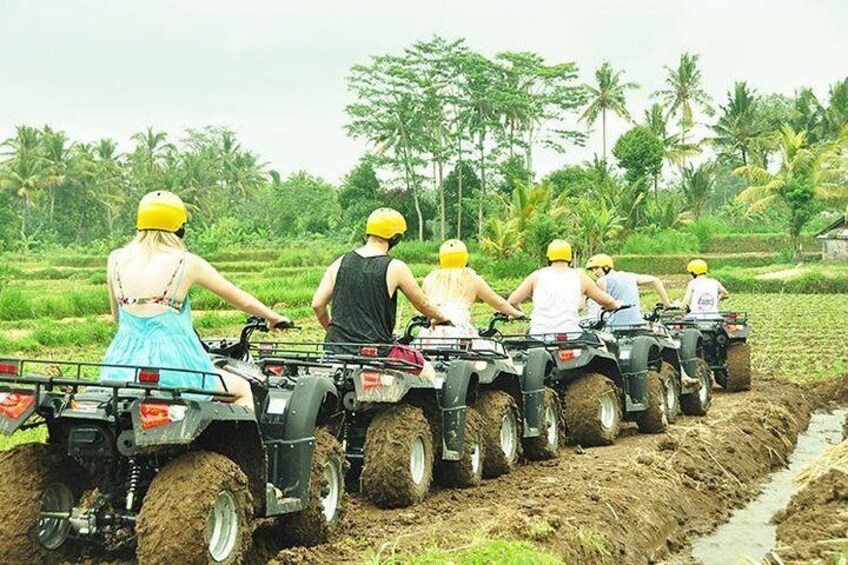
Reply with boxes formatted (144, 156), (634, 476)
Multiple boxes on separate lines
(435, 407), (484, 488)
(0, 443), (85, 564)
(523, 387), (561, 460)
(276, 428), (345, 545)
(136, 451), (253, 565)
(726, 342), (752, 392)
(636, 370), (670, 434)
(476, 390), (522, 478)
(681, 358), (713, 416)
(361, 404), (434, 508)
(563, 373), (622, 447)
(660, 362), (681, 424)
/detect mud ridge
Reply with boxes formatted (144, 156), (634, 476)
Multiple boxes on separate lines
(271, 375), (812, 564)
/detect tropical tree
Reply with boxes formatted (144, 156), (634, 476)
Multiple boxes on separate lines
(680, 161), (717, 219)
(711, 82), (760, 166)
(612, 125), (664, 194)
(736, 125), (848, 261)
(579, 61), (639, 160)
(653, 52), (714, 167)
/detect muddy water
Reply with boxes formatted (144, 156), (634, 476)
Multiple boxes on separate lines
(689, 408), (847, 564)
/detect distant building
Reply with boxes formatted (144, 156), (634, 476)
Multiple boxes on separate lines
(815, 213), (848, 261)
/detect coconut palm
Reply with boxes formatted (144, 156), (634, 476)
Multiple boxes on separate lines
(580, 61), (640, 161)
(711, 82), (760, 166)
(680, 161), (717, 220)
(643, 104), (698, 168)
(653, 52), (714, 166)
(40, 127), (73, 222)
(736, 125), (848, 261)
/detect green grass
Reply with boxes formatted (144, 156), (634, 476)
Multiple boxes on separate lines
(366, 539), (562, 565)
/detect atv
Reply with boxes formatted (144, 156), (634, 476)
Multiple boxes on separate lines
(252, 331), (443, 510)
(659, 307), (751, 392)
(0, 317), (343, 565)
(407, 314), (560, 486)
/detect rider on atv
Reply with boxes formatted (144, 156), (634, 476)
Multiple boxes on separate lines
(101, 190), (289, 407)
(682, 259), (729, 318)
(417, 238), (525, 341)
(507, 239), (620, 335)
(311, 207), (450, 379)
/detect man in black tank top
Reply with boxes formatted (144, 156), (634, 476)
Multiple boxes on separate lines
(312, 208), (448, 378)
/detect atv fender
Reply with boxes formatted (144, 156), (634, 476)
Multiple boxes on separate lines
(269, 375), (338, 512)
(624, 336), (660, 408)
(440, 360), (476, 461)
(677, 328), (703, 379)
(520, 348), (549, 438)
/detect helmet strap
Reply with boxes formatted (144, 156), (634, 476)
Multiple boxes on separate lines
(387, 234), (403, 250)
(602, 266), (611, 275)
(175, 225), (186, 239)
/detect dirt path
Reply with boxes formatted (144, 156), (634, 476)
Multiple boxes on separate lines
(267, 376), (812, 565)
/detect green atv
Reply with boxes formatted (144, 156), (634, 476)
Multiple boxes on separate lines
(0, 318), (343, 565)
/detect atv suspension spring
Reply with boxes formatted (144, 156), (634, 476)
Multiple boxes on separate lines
(125, 458), (140, 511)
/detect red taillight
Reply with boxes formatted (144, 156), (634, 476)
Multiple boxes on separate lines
(727, 312), (738, 319)
(726, 324), (740, 333)
(360, 371), (382, 391)
(558, 348), (581, 362)
(266, 364), (284, 376)
(139, 402), (186, 430)
(138, 369), (160, 384)
(670, 324), (682, 330)
(0, 361), (20, 376)
(555, 334), (569, 342)
(0, 392), (34, 420)
(361, 347), (378, 357)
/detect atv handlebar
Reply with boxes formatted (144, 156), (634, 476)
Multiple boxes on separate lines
(579, 304), (633, 331)
(399, 316), (454, 345)
(478, 311), (526, 338)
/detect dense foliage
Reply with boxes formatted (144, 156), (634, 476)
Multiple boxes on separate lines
(1, 38), (846, 261)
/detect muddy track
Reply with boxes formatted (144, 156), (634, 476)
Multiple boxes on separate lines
(269, 375), (812, 565)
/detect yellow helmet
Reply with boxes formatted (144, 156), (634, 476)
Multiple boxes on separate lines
(439, 239), (469, 269)
(366, 208), (407, 240)
(586, 253), (614, 270)
(687, 259), (708, 275)
(137, 191), (187, 232)
(546, 239), (573, 262)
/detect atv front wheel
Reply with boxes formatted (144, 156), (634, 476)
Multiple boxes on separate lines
(0, 443), (85, 564)
(659, 362), (681, 423)
(681, 358), (713, 416)
(563, 373), (622, 447)
(523, 387), (561, 460)
(276, 427), (346, 545)
(475, 390), (522, 478)
(361, 404), (434, 508)
(725, 342), (752, 392)
(136, 451), (253, 565)
(636, 370), (670, 433)
(436, 407), (484, 488)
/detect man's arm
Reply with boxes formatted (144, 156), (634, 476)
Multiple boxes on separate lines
(391, 261), (448, 322)
(311, 258), (341, 330)
(580, 272), (620, 310)
(475, 275), (525, 318)
(718, 282), (729, 299)
(681, 281), (695, 309)
(634, 274), (671, 308)
(507, 273), (537, 308)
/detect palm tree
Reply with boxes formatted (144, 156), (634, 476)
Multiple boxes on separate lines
(680, 162), (717, 219)
(643, 104), (698, 168)
(40, 127), (73, 222)
(652, 52), (714, 167)
(580, 61), (639, 161)
(736, 125), (848, 261)
(711, 82), (760, 166)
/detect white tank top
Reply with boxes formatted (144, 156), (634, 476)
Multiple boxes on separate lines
(688, 277), (721, 318)
(530, 268), (582, 335)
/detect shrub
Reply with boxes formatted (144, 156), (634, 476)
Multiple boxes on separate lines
(620, 230), (701, 255)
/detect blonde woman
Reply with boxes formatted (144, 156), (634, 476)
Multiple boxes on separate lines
(100, 191), (288, 408)
(417, 239), (524, 341)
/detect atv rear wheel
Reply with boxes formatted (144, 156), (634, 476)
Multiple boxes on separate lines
(681, 358), (712, 416)
(136, 451), (253, 565)
(361, 404), (434, 508)
(0, 443), (85, 564)
(659, 362), (681, 424)
(276, 428), (345, 545)
(435, 407), (484, 488)
(523, 387), (561, 460)
(563, 373), (622, 447)
(725, 342), (752, 392)
(636, 370), (670, 433)
(475, 390), (522, 478)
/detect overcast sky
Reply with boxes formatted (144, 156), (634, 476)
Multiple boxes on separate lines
(1, 0), (846, 183)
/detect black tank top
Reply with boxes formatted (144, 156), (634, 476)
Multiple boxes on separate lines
(325, 251), (397, 351)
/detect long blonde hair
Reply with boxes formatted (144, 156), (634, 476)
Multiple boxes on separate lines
(129, 230), (186, 253)
(423, 267), (478, 306)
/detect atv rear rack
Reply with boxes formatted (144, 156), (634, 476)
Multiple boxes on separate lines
(250, 341), (425, 372)
(499, 331), (604, 350)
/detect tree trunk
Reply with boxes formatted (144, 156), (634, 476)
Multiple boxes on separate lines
(602, 109), (607, 162)
(741, 145), (748, 166)
(414, 189), (424, 241)
(478, 132), (486, 239)
(438, 161), (445, 240)
(793, 233), (803, 264)
(457, 157), (463, 238)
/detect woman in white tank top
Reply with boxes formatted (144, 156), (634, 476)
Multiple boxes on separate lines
(682, 259), (729, 319)
(508, 240), (620, 337)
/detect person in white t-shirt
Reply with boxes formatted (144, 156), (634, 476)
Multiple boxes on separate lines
(508, 239), (620, 336)
(682, 259), (729, 319)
